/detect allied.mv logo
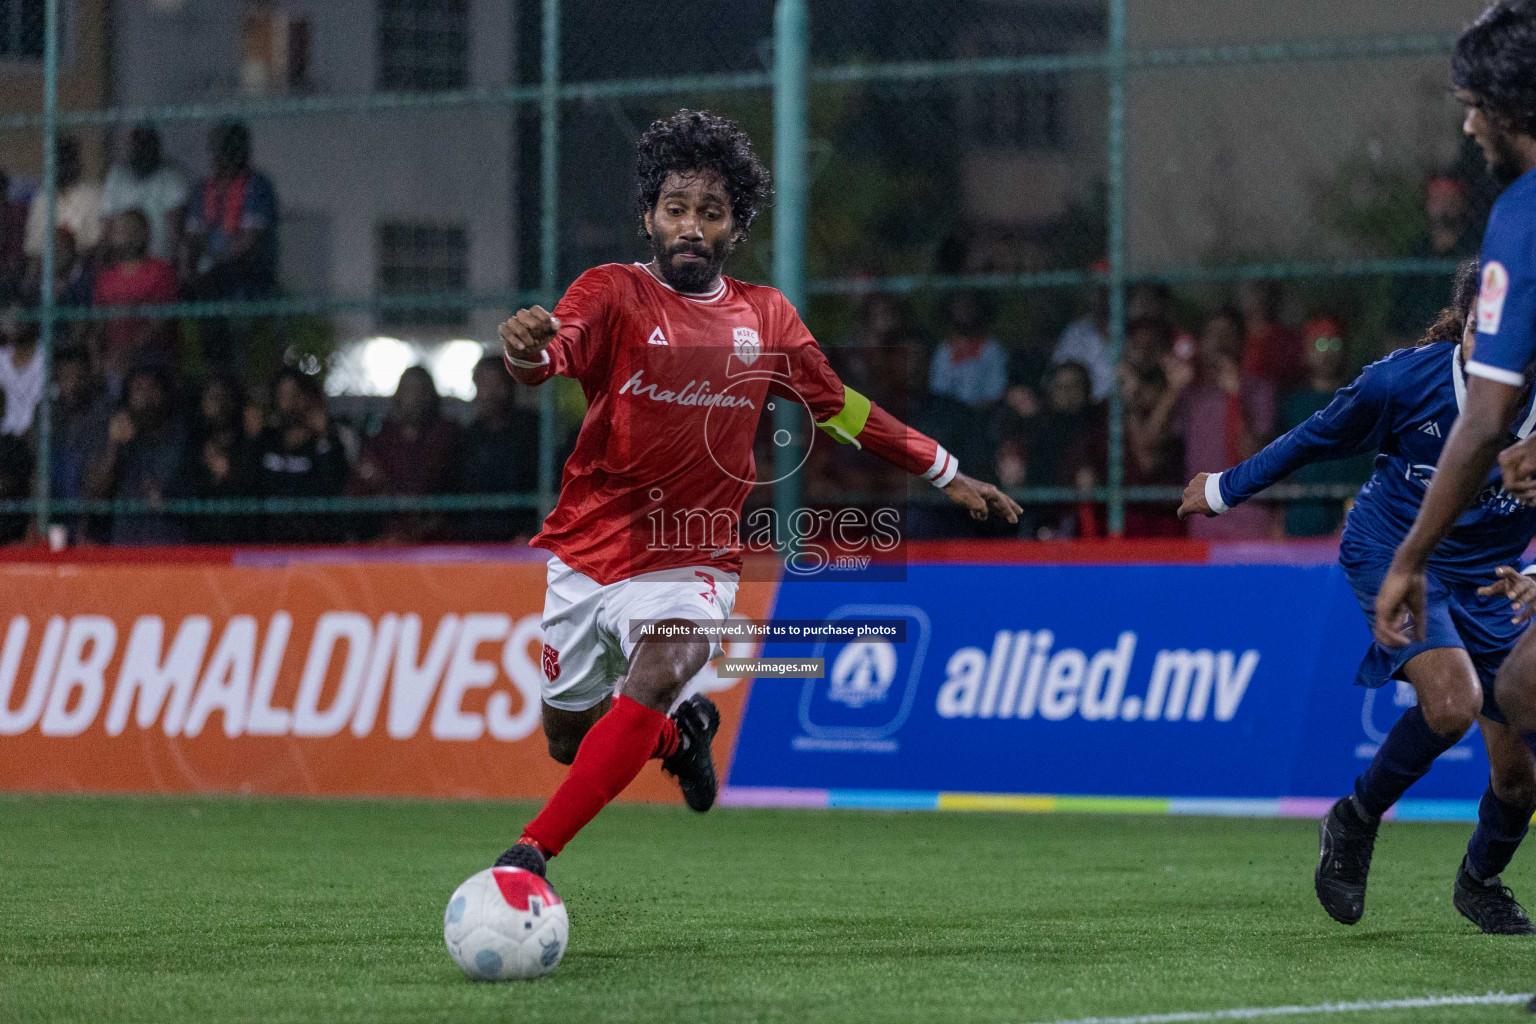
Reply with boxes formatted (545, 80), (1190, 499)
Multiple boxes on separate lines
(733, 326), (760, 366)
(827, 640), (898, 708)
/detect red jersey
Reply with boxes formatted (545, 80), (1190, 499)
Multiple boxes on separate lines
(511, 263), (955, 584)
(91, 257), (179, 369)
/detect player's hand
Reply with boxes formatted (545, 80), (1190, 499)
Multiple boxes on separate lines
(1499, 437), (1536, 505)
(942, 473), (1022, 524)
(1373, 562), (1428, 647)
(499, 306), (561, 362)
(1478, 565), (1536, 625)
(1177, 473), (1218, 519)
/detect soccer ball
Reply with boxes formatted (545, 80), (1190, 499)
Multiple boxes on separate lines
(443, 867), (569, 981)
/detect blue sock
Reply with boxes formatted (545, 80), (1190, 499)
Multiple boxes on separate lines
(1466, 787), (1534, 882)
(1353, 705), (1460, 818)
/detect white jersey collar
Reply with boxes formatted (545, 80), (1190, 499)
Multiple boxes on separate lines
(1453, 344), (1536, 439)
(635, 262), (727, 303)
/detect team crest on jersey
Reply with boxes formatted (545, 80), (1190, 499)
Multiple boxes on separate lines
(541, 643), (561, 682)
(1418, 421), (1442, 438)
(1480, 261), (1509, 335)
(733, 326), (761, 365)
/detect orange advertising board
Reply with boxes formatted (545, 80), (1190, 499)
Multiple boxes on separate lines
(0, 555), (772, 801)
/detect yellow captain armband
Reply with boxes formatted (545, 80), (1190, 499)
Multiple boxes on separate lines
(815, 386), (872, 449)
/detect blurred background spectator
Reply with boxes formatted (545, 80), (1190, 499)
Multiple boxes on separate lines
(182, 120), (278, 376)
(22, 136), (102, 278)
(1003, 359), (1107, 538)
(49, 346), (113, 544)
(0, 303), (43, 440)
(1052, 264), (1114, 401)
(457, 355), (539, 542)
(90, 209), (179, 397)
(256, 367), (346, 544)
(349, 365), (462, 543)
(927, 290), (1006, 408)
(1276, 318), (1374, 538)
(0, 170), (25, 299)
(100, 124), (188, 266)
(176, 374), (259, 544)
(1174, 308), (1276, 540)
(1239, 280), (1306, 393)
(87, 361), (186, 545)
(1118, 315), (1186, 537)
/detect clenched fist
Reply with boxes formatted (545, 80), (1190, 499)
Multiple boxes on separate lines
(499, 305), (561, 363)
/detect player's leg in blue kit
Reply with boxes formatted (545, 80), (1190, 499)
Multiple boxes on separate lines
(1317, 566), (1482, 925)
(1454, 714), (1536, 933)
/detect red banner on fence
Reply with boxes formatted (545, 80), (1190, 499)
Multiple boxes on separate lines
(0, 554), (773, 801)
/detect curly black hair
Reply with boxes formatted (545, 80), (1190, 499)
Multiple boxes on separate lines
(1454, 0), (1536, 137)
(1418, 257), (1482, 345)
(634, 110), (772, 240)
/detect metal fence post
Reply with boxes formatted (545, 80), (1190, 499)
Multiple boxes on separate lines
(773, 0), (807, 545)
(33, 0), (60, 539)
(536, 0), (560, 519)
(1105, 0), (1128, 537)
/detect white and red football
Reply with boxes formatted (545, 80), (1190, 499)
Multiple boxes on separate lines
(443, 867), (569, 981)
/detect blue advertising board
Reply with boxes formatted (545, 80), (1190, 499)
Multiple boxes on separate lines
(726, 563), (1493, 818)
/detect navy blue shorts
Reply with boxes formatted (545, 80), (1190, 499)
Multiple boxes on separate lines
(1342, 555), (1523, 724)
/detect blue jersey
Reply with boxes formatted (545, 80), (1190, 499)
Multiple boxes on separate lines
(1215, 342), (1536, 584)
(1465, 167), (1536, 387)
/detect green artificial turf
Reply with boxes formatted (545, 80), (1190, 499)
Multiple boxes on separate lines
(1, 795), (1534, 1024)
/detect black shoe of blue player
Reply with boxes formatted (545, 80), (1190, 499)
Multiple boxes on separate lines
(1315, 796), (1378, 925)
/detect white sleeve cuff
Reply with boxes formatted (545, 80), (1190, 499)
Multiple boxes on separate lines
(1205, 471), (1230, 514)
(1522, 564), (1536, 579)
(1465, 361), (1526, 387)
(922, 445), (959, 489)
(505, 349), (550, 370)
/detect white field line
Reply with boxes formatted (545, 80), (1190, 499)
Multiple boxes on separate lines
(1029, 992), (1531, 1024)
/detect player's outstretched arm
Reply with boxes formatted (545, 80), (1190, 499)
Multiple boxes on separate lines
(1376, 373), (1524, 646)
(499, 305), (561, 385)
(1179, 362), (1390, 521)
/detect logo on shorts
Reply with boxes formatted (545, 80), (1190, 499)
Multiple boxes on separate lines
(1480, 261), (1509, 335)
(733, 326), (760, 366)
(695, 570), (718, 606)
(541, 643), (561, 682)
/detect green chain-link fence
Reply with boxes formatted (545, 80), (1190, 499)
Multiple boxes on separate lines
(0, 0), (1493, 545)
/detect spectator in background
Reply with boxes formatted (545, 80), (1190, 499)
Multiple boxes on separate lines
(1117, 315), (1186, 537)
(255, 367), (347, 544)
(928, 290), (1006, 408)
(0, 302), (43, 439)
(349, 365), (463, 543)
(1052, 262), (1114, 401)
(1239, 280), (1306, 392)
(1008, 360), (1107, 538)
(182, 120), (279, 374)
(458, 355), (539, 541)
(49, 346), (113, 544)
(1276, 318), (1375, 537)
(25, 226), (93, 317)
(175, 374), (259, 543)
(86, 361), (187, 545)
(22, 136), (102, 269)
(100, 124), (188, 265)
(1386, 175), (1482, 350)
(0, 169), (25, 298)
(1172, 307), (1276, 539)
(90, 209), (179, 397)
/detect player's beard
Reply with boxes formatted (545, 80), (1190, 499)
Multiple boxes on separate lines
(651, 234), (733, 294)
(1484, 124), (1528, 186)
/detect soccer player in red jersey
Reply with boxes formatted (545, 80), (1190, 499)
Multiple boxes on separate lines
(492, 110), (1019, 878)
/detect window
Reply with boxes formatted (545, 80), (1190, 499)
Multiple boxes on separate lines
(376, 222), (469, 330)
(0, 0), (46, 60)
(377, 0), (467, 93)
(966, 77), (1068, 151)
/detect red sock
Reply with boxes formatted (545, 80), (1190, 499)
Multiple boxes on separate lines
(523, 696), (666, 856)
(652, 716), (679, 759)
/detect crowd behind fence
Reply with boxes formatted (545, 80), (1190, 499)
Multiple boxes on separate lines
(0, 0), (1498, 546)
